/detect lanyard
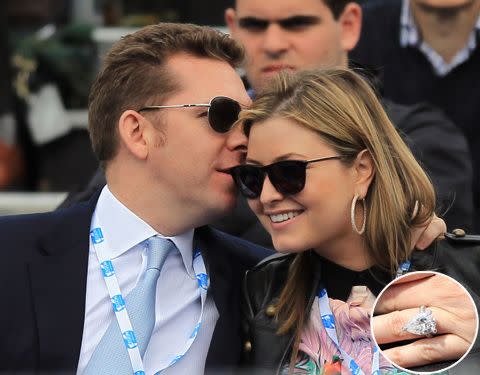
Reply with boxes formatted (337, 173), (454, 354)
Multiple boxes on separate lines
(90, 213), (209, 375)
(317, 261), (411, 375)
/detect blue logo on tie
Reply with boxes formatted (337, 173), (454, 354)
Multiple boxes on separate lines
(100, 260), (115, 277)
(321, 314), (335, 329)
(122, 330), (138, 349)
(90, 228), (104, 244)
(196, 273), (209, 290)
(190, 322), (202, 338)
(349, 359), (361, 375)
(134, 372), (146, 375)
(319, 288), (327, 298)
(111, 294), (126, 312)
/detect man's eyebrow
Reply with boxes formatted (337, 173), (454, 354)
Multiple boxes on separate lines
(238, 17), (269, 29)
(278, 15), (321, 27)
(238, 15), (320, 29)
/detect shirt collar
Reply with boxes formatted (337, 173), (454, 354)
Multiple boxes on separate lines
(93, 185), (195, 275)
(400, 0), (480, 76)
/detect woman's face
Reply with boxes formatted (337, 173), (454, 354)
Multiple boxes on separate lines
(246, 116), (359, 254)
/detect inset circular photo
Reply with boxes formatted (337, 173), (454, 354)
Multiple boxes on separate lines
(370, 271), (479, 374)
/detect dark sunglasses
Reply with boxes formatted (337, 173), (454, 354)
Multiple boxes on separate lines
(138, 96), (241, 133)
(229, 156), (344, 199)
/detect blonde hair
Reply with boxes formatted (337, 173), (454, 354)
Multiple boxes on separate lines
(238, 68), (436, 366)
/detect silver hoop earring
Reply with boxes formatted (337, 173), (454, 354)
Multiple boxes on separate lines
(411, 200), (419, 221)
(351, 194), (366, 235)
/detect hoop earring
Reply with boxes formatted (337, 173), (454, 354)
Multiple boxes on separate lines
(351, 194), (367, 235)
(411, 200), (419, 221)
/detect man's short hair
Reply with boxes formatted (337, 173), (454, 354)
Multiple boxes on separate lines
(89, 23), (244, 165)
(323, 0), (351, 19)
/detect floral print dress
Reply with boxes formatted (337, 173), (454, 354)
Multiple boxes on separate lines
(281, 286), (405, 375)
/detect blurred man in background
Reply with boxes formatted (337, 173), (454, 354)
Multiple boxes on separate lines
(352, 0), (480, 231)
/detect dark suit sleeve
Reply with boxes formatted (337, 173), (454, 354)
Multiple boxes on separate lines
(384, 100), (474, 231)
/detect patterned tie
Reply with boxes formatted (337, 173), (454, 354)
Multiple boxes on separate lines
(83, 236), (176, 375)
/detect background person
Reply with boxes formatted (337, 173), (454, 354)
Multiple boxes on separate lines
(351, 0), (480, 231)
(230, 68), (480, 373)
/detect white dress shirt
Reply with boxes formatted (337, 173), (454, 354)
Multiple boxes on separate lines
(76, 186), (219, 374)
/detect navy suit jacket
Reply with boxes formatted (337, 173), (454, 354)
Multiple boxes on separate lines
(0, 192), (272, 373)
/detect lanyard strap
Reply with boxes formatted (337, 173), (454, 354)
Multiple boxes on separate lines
(318, 287), (376, 375)
(90, 213), (208, 375)
(317, 260), (412, 374)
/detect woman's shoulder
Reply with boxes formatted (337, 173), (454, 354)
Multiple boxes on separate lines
(243, 253), (295, 315)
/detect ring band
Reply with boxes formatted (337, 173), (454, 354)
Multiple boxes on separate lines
(403, 305), (437, 337)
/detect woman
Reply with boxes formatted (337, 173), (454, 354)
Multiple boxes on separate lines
(229, 68), (479, 374)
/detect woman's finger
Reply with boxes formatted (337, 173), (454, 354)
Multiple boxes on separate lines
(411, 214), (446, 250)
(381, 334), (470, 369)
(372, 307), (452, 344)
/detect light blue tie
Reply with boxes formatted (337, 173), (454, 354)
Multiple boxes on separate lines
(83, 236), (176, 375)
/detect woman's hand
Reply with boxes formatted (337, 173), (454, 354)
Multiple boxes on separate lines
(410, 214), (446, 250)
(371, 272), (477, 369)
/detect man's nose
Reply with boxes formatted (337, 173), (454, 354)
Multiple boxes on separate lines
(262, 24), (289, 57)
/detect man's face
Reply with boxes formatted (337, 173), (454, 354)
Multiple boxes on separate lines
(226, 0), (360, 91)
(145, 53), (251, 225)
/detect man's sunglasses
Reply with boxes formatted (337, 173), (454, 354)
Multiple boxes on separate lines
(137, 96), (241, 134)
(229, 156), (344, 199)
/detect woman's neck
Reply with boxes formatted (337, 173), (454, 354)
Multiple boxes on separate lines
(313, 233), (373, 272)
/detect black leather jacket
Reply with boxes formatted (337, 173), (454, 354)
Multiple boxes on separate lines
(241, 233), (480, 374)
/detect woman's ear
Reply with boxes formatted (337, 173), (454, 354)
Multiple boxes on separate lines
(353, 149), (375, 198)
(117, 110), (149, 160)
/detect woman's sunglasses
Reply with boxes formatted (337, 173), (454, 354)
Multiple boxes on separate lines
(138, 96), (241, 133)
(229, 156), (344, 199)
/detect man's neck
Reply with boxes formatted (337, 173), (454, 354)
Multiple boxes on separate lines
(106, 169), (203, 237)
(411, 1), (480, 63)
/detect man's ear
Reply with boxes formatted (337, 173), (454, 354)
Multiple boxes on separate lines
(117, 110), (149, 160)
(353, 149), (375, 198)
(225, 8), (238, 36)
(338, 3), (362, 53)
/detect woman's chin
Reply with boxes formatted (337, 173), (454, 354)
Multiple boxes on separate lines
(272, 239), (309, 254)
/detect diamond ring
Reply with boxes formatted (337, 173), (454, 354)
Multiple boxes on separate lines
(403, 305), (437, 337)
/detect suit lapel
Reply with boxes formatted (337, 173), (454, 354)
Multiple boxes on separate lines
(195, 227), (243, 372)
(29, 193), (99, 370)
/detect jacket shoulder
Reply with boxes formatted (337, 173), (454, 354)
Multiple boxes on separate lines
(411, 233), (480, 296)
(243, 253), (294, 315)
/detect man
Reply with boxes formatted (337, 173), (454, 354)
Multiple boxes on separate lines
(351, 0), (480, 231)
(0, 23), (272, 374)
(222, 0), (474, 239)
